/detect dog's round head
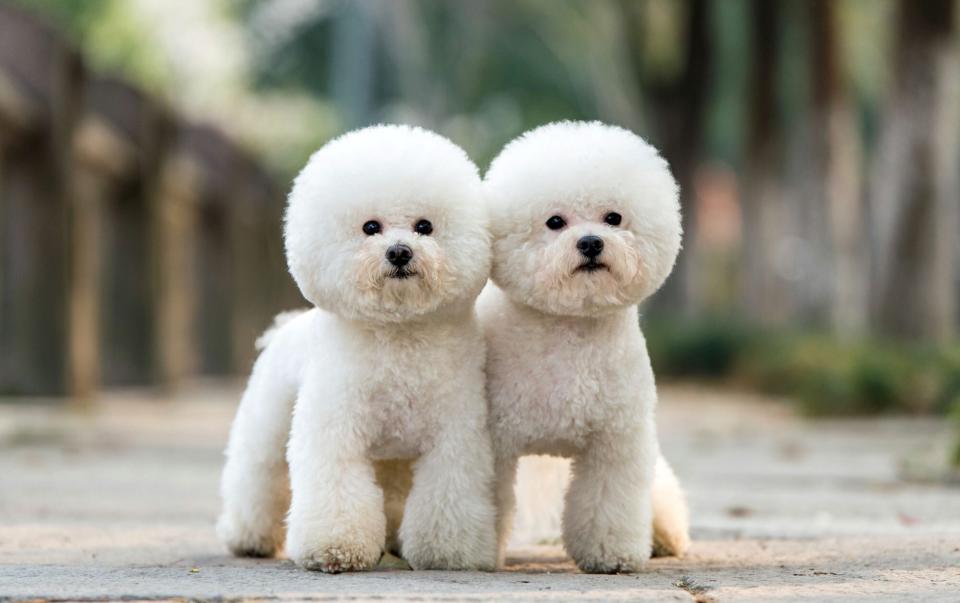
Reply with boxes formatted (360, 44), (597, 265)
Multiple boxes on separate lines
(285, 125), (490, 323)
(484, 121), (681, 317)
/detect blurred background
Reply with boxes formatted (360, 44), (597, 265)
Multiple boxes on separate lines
(1, 0), (959, 428)
(2, 2), (960, 588)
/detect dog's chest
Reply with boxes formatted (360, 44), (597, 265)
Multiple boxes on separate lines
(351, 331), (465, 459)
(489, 314), (642, 453)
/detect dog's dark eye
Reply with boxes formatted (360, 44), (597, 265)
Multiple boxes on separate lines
(362, 220), (381, 236)
(414, 219), (433, 236)
(604, 212), (622, 226)
(546, 215), (566, 230)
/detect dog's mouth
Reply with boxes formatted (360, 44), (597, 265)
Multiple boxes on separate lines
(574, 260), (608, 274)
(388, 268), (417, 280)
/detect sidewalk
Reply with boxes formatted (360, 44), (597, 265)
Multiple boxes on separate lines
(1, 383), (958, 602)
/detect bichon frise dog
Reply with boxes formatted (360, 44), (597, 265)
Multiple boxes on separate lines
(478, 121), (691, 573)
(217, 125), (497, 572)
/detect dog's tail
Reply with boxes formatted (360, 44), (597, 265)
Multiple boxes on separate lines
(255, 309), (310, 351)
(651, 453), (691, 558)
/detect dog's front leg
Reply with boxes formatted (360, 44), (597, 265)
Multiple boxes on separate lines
(399, 418), (497, 570)
(562, 426), (655, 573)
(285, 379), (385, 573)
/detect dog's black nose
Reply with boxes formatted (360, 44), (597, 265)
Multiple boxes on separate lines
(386, 243), (413, 267)
(576, 235), (604, 258)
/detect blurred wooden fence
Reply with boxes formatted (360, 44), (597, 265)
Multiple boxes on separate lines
(0, 5), (296, 398)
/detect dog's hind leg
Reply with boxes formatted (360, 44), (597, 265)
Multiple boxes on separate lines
(651, 453), (691, 558)
(493, 454), (519, 568)
(375, 459), (413, 557)
(217, 338), (297, 558)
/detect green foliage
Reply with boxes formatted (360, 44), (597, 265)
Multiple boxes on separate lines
(10, 0), (109, 35)
(645, 317), (752, 379)
(646, 319), (960, 417)
(13, 0), (904, 185)
(11, 0), (173, 92)
(951, 398), (960, 467)
(786, 341), (909, 415)
(933, 348), (960, 413)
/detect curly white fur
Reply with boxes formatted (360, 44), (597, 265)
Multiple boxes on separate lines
(217, 125), (497, 573)
(478, 121), (691, 573)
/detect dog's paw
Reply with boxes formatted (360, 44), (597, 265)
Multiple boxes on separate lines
(403, 540), (497, 571)
(293, 541), (382, 573)
(651, 533), (689, 558)
(405, 552), (497, 572)
(217, 513), (281, 558)
(376, 550), (412, 570)
(575, 553), (647, 574)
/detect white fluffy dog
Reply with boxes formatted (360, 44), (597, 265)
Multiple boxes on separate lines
(217, 125), (497, 572)
(478, 121), (691, 573)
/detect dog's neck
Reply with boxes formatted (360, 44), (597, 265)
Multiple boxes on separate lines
(341, 298), (478, 335)
(507, 295), (638, 334)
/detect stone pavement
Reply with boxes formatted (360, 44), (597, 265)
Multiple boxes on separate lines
(1, 383), (958, 602)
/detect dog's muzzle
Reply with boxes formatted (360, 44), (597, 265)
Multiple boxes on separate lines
(575, 259), (608, 273)
(386, 243), (413, 267)
(389, 267), (415, 279)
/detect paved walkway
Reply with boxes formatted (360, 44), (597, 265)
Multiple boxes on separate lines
(1, 383), (958, 602)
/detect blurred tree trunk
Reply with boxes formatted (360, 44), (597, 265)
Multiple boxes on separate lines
(621, 0), (711, 315)
(871, 0), (959, 341)
(330, 1), (377, 128)
(662, 0), (711, 316)
(740, 0), (785, 324)
(808, 0), (867, 336)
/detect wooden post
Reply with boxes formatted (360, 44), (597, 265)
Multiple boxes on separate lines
(76, 77), (173, 388)
(228, 159), (263, 373)
(228, 158), (288, 373)
(153, 138), (200, 388)
(0, 5), (83, 396)
(153, 123), (290, 385)
(68, 162), (105, 401)
(1, 4), (290, 396)
(178, 125), (238, 377)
